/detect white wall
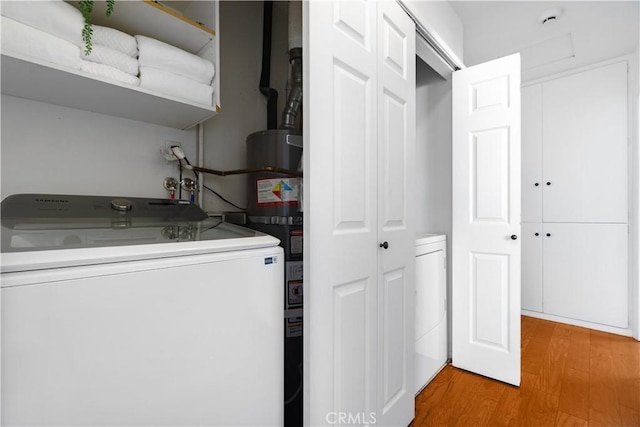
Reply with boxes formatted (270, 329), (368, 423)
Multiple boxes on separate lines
(458, 1), (639, 82)
(201, 1), (290, 213)
(0, 95), (196, 199)
(629, 41), (640, 340)
(404, 0), (464, 64)
(416, 58), (453, 354)
(415, 62), (451, 236)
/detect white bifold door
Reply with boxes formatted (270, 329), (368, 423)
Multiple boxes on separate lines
(305, 0), (416, 426)
(451, 54), (522, 386)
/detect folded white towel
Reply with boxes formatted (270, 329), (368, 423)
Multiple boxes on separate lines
(93, 25), (138, 58)
(1, 16), (81, 70)
(139, 66), (213, 106)
(136, 35), (215, 85)
(81, 45), (139, 76)
(0, 0), (84, 47)
(80, 60), (140, 86)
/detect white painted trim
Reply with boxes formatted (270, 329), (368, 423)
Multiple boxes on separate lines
(397, 0), (464, 72)
(522, 310), (633, 337)
(414, 361), (449, 396)
(522, 54), (635, 87)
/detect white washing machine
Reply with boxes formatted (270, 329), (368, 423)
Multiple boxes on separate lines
(414, 232), (448, 394)
(1, 194), (284, 426)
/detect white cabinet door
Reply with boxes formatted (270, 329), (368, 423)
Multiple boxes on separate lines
(521, 84), (543, 223)
(521, 223), (543, 312)
(305, 1), (415, 425)
(542, 62), (628, 223)
(543, 223), (628, 328)
(452, 54), (521, 386)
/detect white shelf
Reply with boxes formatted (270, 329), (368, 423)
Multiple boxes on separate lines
(74, 0), (215, 54)
(2, 1), (220, 129)
(1, 53), (218, 130)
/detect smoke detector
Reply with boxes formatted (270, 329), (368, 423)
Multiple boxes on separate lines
(538, 7), (563, 25)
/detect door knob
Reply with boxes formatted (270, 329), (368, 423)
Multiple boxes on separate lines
(510, 235), (518, 240)
(379, 241), (389, 249)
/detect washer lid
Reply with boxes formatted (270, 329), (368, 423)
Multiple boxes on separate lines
(1, 194), (281, 273)
(415, 232), (446, 246)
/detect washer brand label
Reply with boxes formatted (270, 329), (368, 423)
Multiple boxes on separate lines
(256, 178), (299, 207)
(264, 256), (278, 265)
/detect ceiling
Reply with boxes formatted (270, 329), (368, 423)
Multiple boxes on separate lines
(449, 1), (639, 81)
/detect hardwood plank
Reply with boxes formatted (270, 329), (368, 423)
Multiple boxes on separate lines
(588, 330), (622, 426)
(565, 325), (591, 373)
(555, 411), (588, 427)
(486, 385), (522, 427)
(453, 395), (498, 426)
(539, 323), (572, 399)
(609, 333), (640, 412)
(618, 404), (640, 427)
(522, 314), (540, 352)
(558, 367), (589, 420)
(413, 365), (459, 426)
(527, 388), (560, 426)
(522, 320), (556, 374)
(415, 317), (640, 427)
(426, 369), (479, 426)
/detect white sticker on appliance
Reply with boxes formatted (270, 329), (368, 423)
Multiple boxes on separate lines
(256, 178), (299, 206)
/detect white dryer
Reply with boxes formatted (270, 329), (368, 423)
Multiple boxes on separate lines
(414, 232), (448, 394)
(1, 194), (284, 426)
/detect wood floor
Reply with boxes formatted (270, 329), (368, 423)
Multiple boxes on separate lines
(413, 316), (640, 426)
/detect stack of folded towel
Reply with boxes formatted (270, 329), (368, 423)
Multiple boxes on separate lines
(136, 35), (215, 106)
(0, 0), (84, 70)
(80, 25), (140, 86)
(1, 0), (215, 105)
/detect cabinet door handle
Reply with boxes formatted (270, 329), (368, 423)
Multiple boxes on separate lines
(534, 182), (539, 187)
(534, 232), (539, 236)
(379, 241), (389, 249)
(546, 181), (551, 186)
(546, 233), (551, 237)
(510, 235), (518, 240)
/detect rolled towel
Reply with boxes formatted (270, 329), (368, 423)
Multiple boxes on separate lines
(139, 66), (213, 106)
(80, 60), (140, 86)
(136, 35), (215, 85)
(81, 45), (139, 76)
(1, 15), (81, 70)
(0, 0), (83, 47)
(93, 25), (138, 58)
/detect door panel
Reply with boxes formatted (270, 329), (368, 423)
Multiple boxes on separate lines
(471, 253), (510, 349)
(334, 279), (371, 415)
(542, 62), (627, 223)
(452, 54), (521, 386)
(521, 85), (543, 222)
(306, 1), (416, 425)
(306, 1), (378, 424)
(521, 223), (543, 312)
(472, 128), (510, 222)
(543, 223), (628, 328)
(333, 61), (374, 231)
(376, 1), (415, 425)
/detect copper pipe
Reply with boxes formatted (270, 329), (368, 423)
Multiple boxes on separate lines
(190, 165), (302, 177)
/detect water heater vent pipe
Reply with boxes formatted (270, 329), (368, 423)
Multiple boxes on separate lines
(280, 1), (302, 130)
